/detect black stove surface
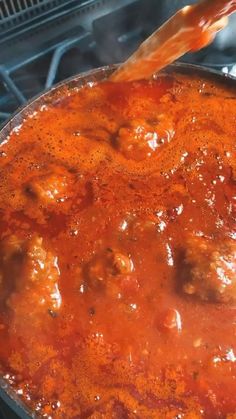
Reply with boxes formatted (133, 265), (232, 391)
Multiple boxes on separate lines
(0, 404), (18, 419)
(0, 1), (236, 418)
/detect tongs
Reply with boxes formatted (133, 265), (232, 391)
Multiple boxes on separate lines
(111, 0), (236, 82)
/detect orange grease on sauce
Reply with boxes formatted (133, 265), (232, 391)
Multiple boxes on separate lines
(0, 70), (235, 418)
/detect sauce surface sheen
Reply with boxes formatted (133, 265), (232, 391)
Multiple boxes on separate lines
(0, 70), (236, 418)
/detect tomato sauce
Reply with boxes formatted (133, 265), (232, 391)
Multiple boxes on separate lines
(0, 69), (236, 418)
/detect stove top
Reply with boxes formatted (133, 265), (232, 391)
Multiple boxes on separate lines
(0, 1), (236, 417)
(0, 0), (159, 126)
(1, 0), (236, 128)
(0, 404), (18, 419)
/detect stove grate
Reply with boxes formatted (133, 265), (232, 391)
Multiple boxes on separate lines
(0, 0), (236, 126)
(0, 0), (72, 32)
(0, 0), (158, 126)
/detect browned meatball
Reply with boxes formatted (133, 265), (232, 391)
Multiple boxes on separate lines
(182, 235), (236, 303)
(24, 165), (74, 206)
(84, 248), (134, 295)
(0, 235), (24, 304)
(116, 116), (174, 161)
(88, 399), (132, 418)
(0, 235), (61, 315)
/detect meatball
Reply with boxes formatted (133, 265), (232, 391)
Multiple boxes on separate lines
(24, 165), (74, 206)
(0, 235), (25, 303)
(89, 399), (131, 418)
(182, 235), (236, 303)
(84, 248), (135, 295)
(0, 235), (61, 315)
(116, 116), (174, 161)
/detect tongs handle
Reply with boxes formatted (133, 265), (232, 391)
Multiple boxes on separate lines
(111, 0), (236, 82)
